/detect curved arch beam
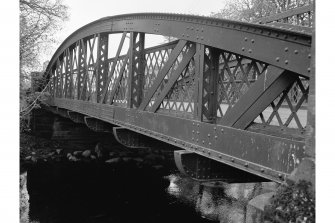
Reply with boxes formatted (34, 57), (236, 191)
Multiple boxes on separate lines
(46, 13), (311, 78)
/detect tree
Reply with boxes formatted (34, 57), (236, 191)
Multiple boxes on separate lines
(20, 0), (69, 89)
(20, 0), (69, 126)
(210, 0), (312, 22)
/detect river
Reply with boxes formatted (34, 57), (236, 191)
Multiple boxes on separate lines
(20, 158), (277, 223)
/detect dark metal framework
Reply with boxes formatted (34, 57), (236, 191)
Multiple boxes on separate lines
(44, 13), (313, 183)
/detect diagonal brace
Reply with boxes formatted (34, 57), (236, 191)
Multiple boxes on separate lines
(100, 32), (127, 103)
(149, 44), (196, 112)
(108, 51), (130, 103)
(219, 65), (298, 129)
(138, 40), (188, 110)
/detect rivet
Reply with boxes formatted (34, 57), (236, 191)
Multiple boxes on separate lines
(215, 136), (218, 139)
(308, 54), (311, 58)
(196, 139), (199, 142)
(186, 26), (189, 29)
(192, 130), (195, 133)
(209, 143), (211, 146)
(219, 155), (222, 159)
(278, 174), (282, 178)
(214, 127), (216, 130)
(307, 68), (311, 72)
(261, 168), (265, 172)
(251, 39), (255, 43)
(208, 151), (211, 155)
(221, 128), (224, 132)
(242, 47), (245, 51)
(182, 34), (185, 37)
(197, 131), (199, 134)
(248, 49), (252, 53)
(294, 50), (299, 54)
(202, 140), (205, 144)
(207, 134), (210, 137)
(276, 57), (280, 62)
(187, 35), (189, 38)
(285, 60), (289, 64)
(244, 163), (249, 167)
(201, 37), (204, 40)
(244, 37), (248, 41)
(197, 124), (200, 127)
(284, 47), (289, 52)
(192, 137), (194, 141)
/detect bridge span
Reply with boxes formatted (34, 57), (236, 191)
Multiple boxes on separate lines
(40, 11), (314, 183)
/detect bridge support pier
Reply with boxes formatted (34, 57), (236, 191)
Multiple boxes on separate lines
(113, 127), (161, 149)
(174, 150), (267, 182)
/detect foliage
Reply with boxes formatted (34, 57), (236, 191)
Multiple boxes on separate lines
(210, 0), (312, 22)
(20, 0), (69, 89)
(20, 0), (68, 125)
(264, 180), (315, 223)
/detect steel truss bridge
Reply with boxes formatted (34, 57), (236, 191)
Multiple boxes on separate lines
(42, 7), (314, 183)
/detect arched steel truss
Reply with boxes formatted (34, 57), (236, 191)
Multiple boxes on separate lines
(44, 13), (312, 183)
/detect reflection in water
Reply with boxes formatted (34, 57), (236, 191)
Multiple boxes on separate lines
(166, 175), (278, 223)
(20, 172), (32, 223)
(20, 161), (277, 223)
(20, 162), (217, 223)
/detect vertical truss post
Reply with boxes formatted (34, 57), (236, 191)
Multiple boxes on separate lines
(64, 48), (73, 98)
(51, 66), (56, 97)
(60, 58), (65, 98)
(206, 47), (220, 123)
(127, 32), (145, 108)
(194, 43), (205, 121)
(96, 33), (109, 103)
(77, 39), (87, 100)
(55, 58), (61, 98)
(195, 46), (220, 123)
(69, 47), (75, 99)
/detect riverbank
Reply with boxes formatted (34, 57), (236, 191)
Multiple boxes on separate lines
(20, 132), (176, 174)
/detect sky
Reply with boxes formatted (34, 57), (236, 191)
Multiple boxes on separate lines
(60, 0), (226, 40)
(45, 0), (227, 62)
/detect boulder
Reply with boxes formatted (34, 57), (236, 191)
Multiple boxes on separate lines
(73, 151), (82, 156)
(105, 158), (121, 164)
(82, 150), (91, 158)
